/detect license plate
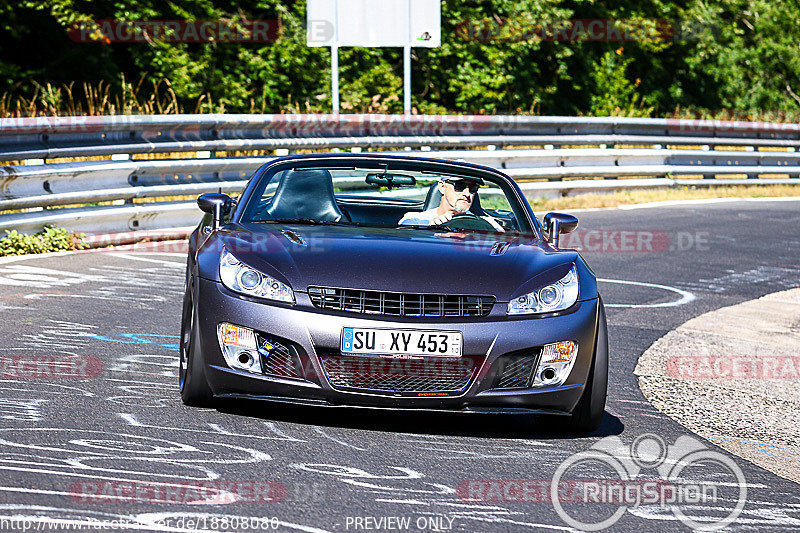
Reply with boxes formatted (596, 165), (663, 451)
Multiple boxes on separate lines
(341, 327), (462, 357)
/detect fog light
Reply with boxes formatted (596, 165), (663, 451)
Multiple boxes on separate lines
(217, 323), (261, 374)
(532, 340), (578, 387)
(540, 367), (558, 382)
(237, 351), (255, 366)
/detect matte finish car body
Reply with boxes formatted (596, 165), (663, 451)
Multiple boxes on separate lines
(181, 154), (608, 432)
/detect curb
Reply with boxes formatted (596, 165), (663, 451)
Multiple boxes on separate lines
(634, 288), (800, 484)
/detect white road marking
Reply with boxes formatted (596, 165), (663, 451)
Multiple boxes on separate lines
(454, 514), (574, 531)
(375, 498), (429, 504)
(263, 421), (306, 442)
(139, 513), (334, 533)
(339, 479), (455, 495)
(117, 413), (306, 442)
(599, 278), (696, 308)
(109, 253), (185, 268)
(618, 196), (800, 210)
(0, 264), (107, 288)
(291, 464), (424, 480)
(313, 427), (368, 451)
(0, 485), (239, 505)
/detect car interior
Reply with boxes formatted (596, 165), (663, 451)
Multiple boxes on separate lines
(246, 168), (525, 232)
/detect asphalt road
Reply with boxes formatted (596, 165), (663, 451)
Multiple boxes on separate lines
(0, 199), (798, 532)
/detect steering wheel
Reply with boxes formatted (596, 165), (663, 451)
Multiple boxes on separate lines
(440, 213), (497, 231)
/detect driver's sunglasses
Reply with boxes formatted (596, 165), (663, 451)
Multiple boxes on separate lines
(444, 179), (480, 194)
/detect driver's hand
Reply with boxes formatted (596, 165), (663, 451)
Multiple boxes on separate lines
(431, 212), (454, 225)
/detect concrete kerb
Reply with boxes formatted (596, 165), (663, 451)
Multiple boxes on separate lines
(635, 288), (800, 484)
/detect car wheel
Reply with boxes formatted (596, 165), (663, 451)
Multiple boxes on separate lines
(537, 299), (608, 433)
(179, 284), (215, 407)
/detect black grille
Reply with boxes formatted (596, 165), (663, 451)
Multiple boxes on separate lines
(257, 336), (302, 379)
(494, 352), (541, 389)
(319, 354), (479, 394)
(308, 287), (494, 317)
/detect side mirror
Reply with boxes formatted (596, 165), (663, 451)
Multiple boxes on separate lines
(543, 212), (578, 248)
(197, 193), (233, 231)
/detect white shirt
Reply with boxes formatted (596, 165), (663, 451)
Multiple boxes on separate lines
(399, 209), (504, 232)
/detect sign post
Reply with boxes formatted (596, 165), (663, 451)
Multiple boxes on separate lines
(307, 0), (440, 115)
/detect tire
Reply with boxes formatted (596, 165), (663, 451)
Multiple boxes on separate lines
(179, 283), (215, 407)
(537, 299), (608, 433)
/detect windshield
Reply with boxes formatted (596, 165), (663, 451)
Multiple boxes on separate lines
(239, 162), (533, 235)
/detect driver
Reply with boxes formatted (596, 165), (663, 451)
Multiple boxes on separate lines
(399, 176), (504, 231)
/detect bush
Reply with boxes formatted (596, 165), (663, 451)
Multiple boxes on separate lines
(0, 226), (88, 256)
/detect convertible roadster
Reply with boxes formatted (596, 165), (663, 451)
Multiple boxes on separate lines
(180, 154), (608, 432)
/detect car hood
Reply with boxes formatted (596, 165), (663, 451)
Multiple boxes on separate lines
(205, 224), (578, 302)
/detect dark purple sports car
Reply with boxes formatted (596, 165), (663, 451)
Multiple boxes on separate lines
(181, 154), (607, 432)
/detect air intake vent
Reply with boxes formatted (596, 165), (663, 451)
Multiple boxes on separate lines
(256, 335), (303, 379)
(493, 351), (541, 389)
(308, 287), (494, 317)
(319, 354), (480, 395)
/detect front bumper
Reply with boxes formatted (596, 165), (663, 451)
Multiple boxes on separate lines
(195, 278), (601, 414)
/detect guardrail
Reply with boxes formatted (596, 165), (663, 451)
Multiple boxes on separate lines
(1, 114), (799, 237)
(3, 114), (800, 162)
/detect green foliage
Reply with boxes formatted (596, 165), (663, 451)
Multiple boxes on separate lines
(0, 226), (88, 256)
(590, 50), (654, 117)
(0, 0), (798, 116)
(680, 0), (800, 111)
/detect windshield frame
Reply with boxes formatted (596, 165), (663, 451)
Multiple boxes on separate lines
(235, 155), (540, 238)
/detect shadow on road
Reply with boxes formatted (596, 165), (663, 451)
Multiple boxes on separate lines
(216, 400), (624, 440)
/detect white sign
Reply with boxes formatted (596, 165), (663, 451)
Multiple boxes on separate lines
(307, 0), (441, 47)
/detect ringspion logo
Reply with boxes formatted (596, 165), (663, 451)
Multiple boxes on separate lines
(459, 434), (747, 531)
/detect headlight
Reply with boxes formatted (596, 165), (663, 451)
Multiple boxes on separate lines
(507, 266), (579, 315)
(219, 247), (295, 304)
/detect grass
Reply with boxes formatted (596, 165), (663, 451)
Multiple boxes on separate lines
(4, 78), (800, 121)
(0, 77), (218, 117)
(526, 184), (800, 211)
